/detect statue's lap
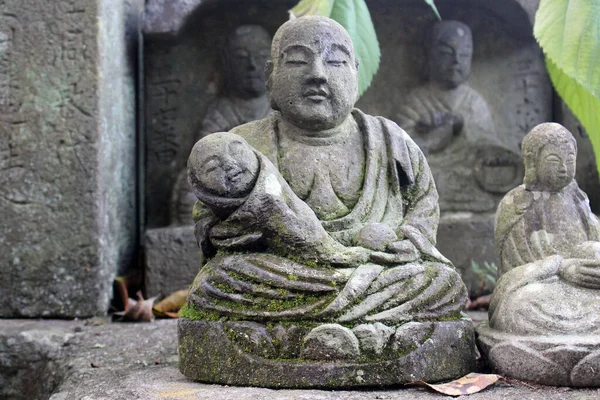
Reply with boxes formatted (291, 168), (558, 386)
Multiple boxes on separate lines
(178, 253), (475, 387)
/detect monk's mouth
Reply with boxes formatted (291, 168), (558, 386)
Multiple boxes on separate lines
(303, 88), (329, 102)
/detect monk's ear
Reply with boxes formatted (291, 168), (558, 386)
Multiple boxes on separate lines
(523, 152), (536, 185)
(265, 60), (279, 110)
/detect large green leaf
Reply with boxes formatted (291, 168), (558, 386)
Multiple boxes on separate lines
(424, 0), (442, 21)
(329, 0), (381, 95)
(546, 58), (600, 177)
(534, 0), (600, 97)
(289, 0), (334, 18)
(534, 0), (600, 178)
(288, 0), (381, 96)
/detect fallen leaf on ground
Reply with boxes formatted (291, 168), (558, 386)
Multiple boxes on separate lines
(113, 276), (130, 311)
(113, 291), (157, 322)
(411, 373), (501, 396)
(466, 294), (491, 310)
(153, 289), (189, 318)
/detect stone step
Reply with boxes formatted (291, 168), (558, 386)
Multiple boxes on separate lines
(2, 315), (599, 399)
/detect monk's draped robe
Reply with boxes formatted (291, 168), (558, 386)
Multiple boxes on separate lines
(397, 83), (515, 212)
(490, 182), (600, 335)
(199, 97), (271, 139)
(189, 110), (467, 324)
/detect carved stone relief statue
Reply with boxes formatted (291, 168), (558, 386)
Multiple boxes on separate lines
(397, 21), (523, 213)
(170, 25), (272, 225)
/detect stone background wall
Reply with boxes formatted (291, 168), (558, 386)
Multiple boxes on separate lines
(0, 0), (141, 317)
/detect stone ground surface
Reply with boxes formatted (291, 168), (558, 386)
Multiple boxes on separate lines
(2, 314), (600, 400)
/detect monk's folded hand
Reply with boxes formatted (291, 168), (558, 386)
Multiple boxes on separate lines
(530, 230), (558, 259)
(370, 240), (420, 265)
(559, 258), (600, 290)
(450, 113), (464, 134)
(320, 246), (371, 266)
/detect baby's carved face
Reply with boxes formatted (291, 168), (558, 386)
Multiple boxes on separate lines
(189, 133), (259, 198)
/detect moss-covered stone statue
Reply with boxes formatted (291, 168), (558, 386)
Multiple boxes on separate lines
(178, 16), (475, 388)
(477, 122), (600, 387)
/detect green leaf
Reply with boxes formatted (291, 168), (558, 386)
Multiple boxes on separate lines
(424, 0), (442, 21)
(534, 0), (600, 97)
(546, 58), (600, 177)
(329, 0), (381, 95)
(289, 0), (334, 18)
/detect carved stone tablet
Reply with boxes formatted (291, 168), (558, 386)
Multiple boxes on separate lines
(0, 0), (140, 317)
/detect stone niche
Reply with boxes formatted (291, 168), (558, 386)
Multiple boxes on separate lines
(142, 0), (296, 297)
(358, 0), (568, 296)
(142, 0), (599, 297)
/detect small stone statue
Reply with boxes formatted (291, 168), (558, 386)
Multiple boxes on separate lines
(178, 16), (475, 388)
(170, 25), (272, 225)
(188, 132), (259, 212)
(477, 122), (600, 387)
(397, 20), (522, 212)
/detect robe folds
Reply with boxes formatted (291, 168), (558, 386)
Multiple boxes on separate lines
(189, 109), (467, 324)
(490, 183), (600, 335)
(397, 83), (519, 212)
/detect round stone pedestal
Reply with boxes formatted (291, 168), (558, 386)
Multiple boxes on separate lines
(178, 318), (476, 388)
(477, 323), (600, 387)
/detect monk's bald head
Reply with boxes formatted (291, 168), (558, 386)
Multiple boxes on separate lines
(522, 123), (577, 191)
(270, 16), (358, 70)
(265, 16), (360, 131)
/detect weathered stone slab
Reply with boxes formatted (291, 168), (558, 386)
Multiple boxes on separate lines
(437, 213), (497, 298)
(0, 0), (141, 317)
(478, 323), (600, 387)
(144, 226), (201, 297)
(178, 318), (475, 388)
(0, 320), (75, 400)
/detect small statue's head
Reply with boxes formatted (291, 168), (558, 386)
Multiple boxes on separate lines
(188, 132), (259, 198)
(522, 123), (577, 192)
(427, 20), (473, 89)
(223, 25), (272, 98)
(266, 16), (359, 130)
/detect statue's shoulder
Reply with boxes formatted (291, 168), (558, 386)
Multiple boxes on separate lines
(498, 185), (533, 216)
(355, 109), (416, 146)
(230, 113), (278, 162)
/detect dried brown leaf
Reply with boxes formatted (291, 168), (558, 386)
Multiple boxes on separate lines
(113, 291), (157, 322)
(412, 373), (501, 396)
(113, 276), (129, 311)
(153, 289), (189, 318)
(466, 294), (491, 310)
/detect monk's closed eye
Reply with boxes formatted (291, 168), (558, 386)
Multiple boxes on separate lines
(327, 59), (347, 66)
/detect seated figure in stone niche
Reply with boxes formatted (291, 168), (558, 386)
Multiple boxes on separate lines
(397, 20), (521, 212)
(170, 25), (272, 225)
(178, 16), (474, 388)
(477, 123), (600, 387)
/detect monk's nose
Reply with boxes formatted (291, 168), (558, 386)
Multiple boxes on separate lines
(247, 56), (258, 71)
(307, 60), (327, 84)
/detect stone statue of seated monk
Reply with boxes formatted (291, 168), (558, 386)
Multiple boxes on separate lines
(477, 122), (600, 387)
(178, 16), (475, 388)
(396, 20), (522, 213)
